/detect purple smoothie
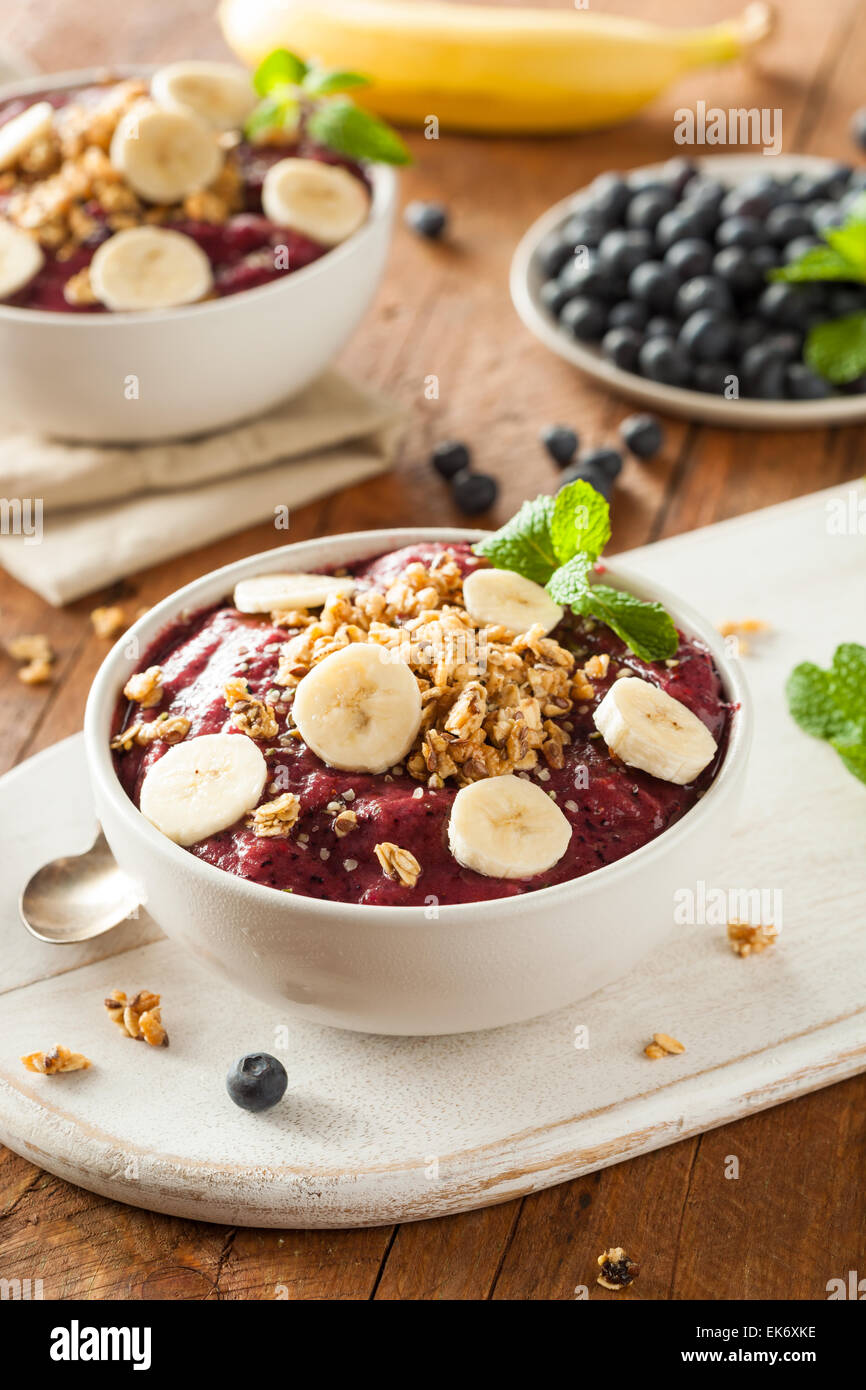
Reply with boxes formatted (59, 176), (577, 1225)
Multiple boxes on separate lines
(112, 543), (732, 907)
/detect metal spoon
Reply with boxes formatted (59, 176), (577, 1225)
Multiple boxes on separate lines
(19, 829), (142, 943)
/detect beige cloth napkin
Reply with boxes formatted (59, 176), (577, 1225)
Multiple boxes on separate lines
(0, 372), (402, 605)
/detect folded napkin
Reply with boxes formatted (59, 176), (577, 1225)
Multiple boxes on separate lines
(0, 372), (402, 605)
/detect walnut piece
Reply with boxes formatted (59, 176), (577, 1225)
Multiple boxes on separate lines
(596, 1247), (640, 1290)
(7, 634), (53, 664)
(224, 678), (278, 740)
(727, 919), (779, 957)
(18, 658), (54, 685)
(374, 841), (422, 888)
(123, 665), (163, 707)
(104, 989), (168, 1047)
(247, 792), (300, 837)
(90, 604), (126, 639)
(21, 1045), (91, 1075)
(110, 713), (190, 751)
(333, 808), (358, 837)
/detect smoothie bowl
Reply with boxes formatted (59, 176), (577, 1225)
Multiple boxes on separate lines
(0, 63), (397, 440)
(83, 508), (752, 1035)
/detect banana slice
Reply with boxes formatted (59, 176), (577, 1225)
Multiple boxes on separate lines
(140, 732), (267, 846)
(448, 774), (572, 879)
(151, 61), (257, 131)
(0, 101), (54, 171)
(292, 643), (422, 773)
(593, 676), (717, 786)
(0, 220), (44, 298)
(233, 572), (354, 613)
(462, 567), (563, 636)
(90, 227), (213, 311)
(261, 158), (370, 246)
(110, 101), (222, 203)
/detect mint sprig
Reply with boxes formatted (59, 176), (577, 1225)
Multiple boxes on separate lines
(786, 643), (866, 785)
(244, 47), (410, 166)
(771, 194), (866, 383)
(473, 482), (678, 663)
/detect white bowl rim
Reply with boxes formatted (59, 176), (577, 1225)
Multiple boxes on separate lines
(0, 64), (397, 327)
(510, 152), (866, 429)
(84, 527), (753, 927)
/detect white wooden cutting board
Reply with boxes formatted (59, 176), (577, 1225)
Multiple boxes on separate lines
(1, 483), (864, 1228)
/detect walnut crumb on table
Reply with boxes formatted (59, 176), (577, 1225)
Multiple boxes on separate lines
(727, 919), (779, 956)
(644, 1032), (686, 1059)
(21, 1045), (91, 1074)
(374, 842), (422, 888)
(104, 989), (168, 1047)
(7, 634), (55, 685)
(596, 1247), (640, 1290)
(90, 604), (126, 639)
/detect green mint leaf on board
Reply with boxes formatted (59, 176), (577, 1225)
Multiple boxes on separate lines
(550, 479), (611, 565)
(244, 92), (299, 141)
(253, 48), (307, 95)
(771, 245), (864, 285)
(302, 68), (371, 96)
(804, 311), (866, 383)
(306, 99), (411, 165)
(472, 496), (559, 584)
(786, 643), (866, 785)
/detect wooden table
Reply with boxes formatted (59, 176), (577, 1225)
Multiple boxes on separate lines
(1, 0), (865, 1300)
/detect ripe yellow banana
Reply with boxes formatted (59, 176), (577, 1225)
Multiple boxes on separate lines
(219, 0), (774, 134)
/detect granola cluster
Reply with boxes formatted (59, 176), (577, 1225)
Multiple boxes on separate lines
(104, 989), (168, 1047)
(727, 919), (779, 956)
(247, 791), (300, 837)
(21, 1044), (91, 1074)
(596, 1247), (640, 1290)
(0, 79), (243, 297)
(274, 552), (604, 789)
(224, 677), (279, 740)
(644, 1031), (686, 1060)
(6, 632), (55, 685)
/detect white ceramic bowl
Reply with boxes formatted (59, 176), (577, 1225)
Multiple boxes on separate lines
(0, 68), (397, 442)
(84, 527), (752, 1036)
(511, 154), (866, 430)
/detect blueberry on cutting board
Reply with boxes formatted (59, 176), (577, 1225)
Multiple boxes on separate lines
(431, 440), (471, 478)
(404, 201), (449, 239)
(540, 424), (579, 467)
(227, 1053), (288, 1112)
(620, 414), (664, 460)
(452, 470), (499, 514)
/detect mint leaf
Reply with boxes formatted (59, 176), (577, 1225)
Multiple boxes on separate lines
(253, 49), (306, 95)
(826, 219), (866, 275)
(244, 92), (299, 141)
(546, 553), (594, 607)
(804, 311), (866, 383)
(786, 643), (866, 784)
(550, 480), (611, 565)
(306, 99), (411, 165)
(302, 68), (371, 96)
(472, 496), (558, 584)
(579, 585), (678, 663)
(771, 245), (862, 284)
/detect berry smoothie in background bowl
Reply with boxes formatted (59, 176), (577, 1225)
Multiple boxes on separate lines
(0, 55), (403, 440)
(84, 490), (752, 1036)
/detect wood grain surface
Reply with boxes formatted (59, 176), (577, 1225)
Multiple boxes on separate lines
(1, 0), (865, 1299)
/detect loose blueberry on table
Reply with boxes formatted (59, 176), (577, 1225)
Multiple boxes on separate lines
(110, 482), (731, 907)
(537, 157), (866, 398)
(226, 1053), (288, 1112)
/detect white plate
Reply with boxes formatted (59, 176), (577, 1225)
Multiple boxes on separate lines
(1, 484), (864, 1227)
(511, 154), (866, 430)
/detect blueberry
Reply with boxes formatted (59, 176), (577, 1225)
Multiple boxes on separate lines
(404, 201), (448, 239)
(638, 336), (690, 386)
(625, 188), (675, 231)
(766, 204), (814, 245)
(719, 185), (772, 220)
(431, 440), (471, 478)
(664, 237), (714, 280)
(713, 246), (762, 295)
(539, 278), (570, 316)
(580, 446), (623, 480)
(587, 172), (631, 223)
(597, 227), (654, 276)
(628, 260), (679, 311)
(608, 300), (649, 331)
(848, 167), (866, 192)
(645, 315), (678, 338)
(681, 177), (726, 212)
(559, 295), (608, 341)
(692, 362), (740, 395)
(715, 215), (768, 250)
(620, 413), (663, 460)
(557, 249), (621, 301)
(662, 158), (698, 196)
(452, 469), (498, 514)
(540, 424), (578, 467)
(783, 236), (821, 263)
(678, 309), (736, 362)
(560, 209), (607, 250)
(737, 317), (765, 354)
(656, 205), (714, 250)
(751, 244), (780, 275)
(557, 461), (613, 500)
(811, 201), (845, 234)
(740, 343), (791, 399)
(602, 325), (643, 370)
(227, 1053), (288, 1113)
(827, 285), (866, 317)
(536, 230), (573, 278)
(675, 275), (733, 318)
(757, 282), (821, 329)
(786, 363), (833, 399)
